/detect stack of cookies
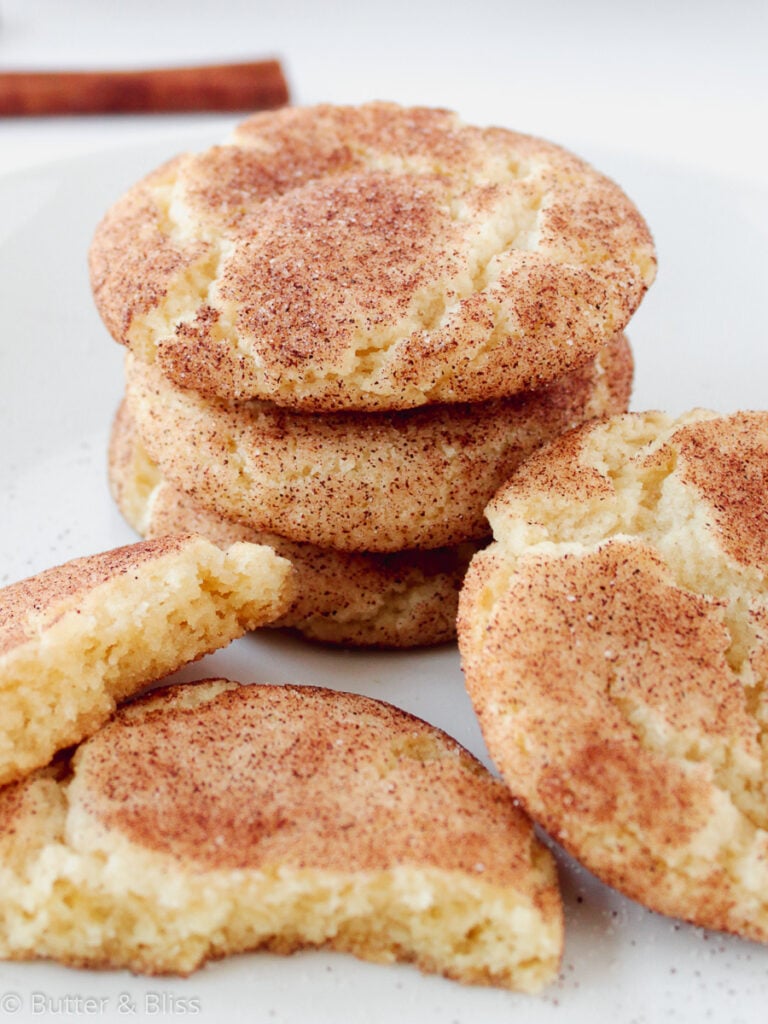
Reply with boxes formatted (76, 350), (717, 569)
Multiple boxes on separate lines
(19, 98), (767, 994)
(90, 102), (656, 647)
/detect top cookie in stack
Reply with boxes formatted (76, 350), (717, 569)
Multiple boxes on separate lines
(90, 102), (655, 645)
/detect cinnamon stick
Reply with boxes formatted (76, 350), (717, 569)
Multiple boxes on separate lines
(0, 60), (290, 116)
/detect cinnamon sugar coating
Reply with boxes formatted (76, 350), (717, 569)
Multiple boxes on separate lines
(458, 410), (768, 942)
(90, 102), (655, 411)
(0, 681), (563, 990)
(108, 400), (481, 647)
(73, 682), (545, 881)
(0, 536), (186, 658)
(123, 333), (633, 552)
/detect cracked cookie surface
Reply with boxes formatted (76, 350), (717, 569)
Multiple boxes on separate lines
(90, 102), (655, 411)
(458, 410), (768, 941)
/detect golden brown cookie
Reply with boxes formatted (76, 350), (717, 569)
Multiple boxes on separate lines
(458, 410), (768, 942)
(123, 332), (633, 551)
(0, 680), (563, 990)
(90, 102), (655, 411)
(108, 401), (481, 647)
(0, 536), (292, 786)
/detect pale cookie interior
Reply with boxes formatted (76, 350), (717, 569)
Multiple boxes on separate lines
(0, 538), (293, 786)
(0, 681), (563, 992)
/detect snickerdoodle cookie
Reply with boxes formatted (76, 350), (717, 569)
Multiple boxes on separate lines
(0, 680), (563, 990)
(0, 536), (292, 786)
(90, 102), (655, 411)
(109, 401), (480, 647)
(123, 332), (633, 552)
(458, 410), (768, 942)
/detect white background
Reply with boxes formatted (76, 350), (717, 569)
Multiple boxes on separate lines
(0, 0), (766, 183)
(0, 1), (767, 1022)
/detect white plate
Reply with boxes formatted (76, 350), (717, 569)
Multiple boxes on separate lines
(0, 136), (767, 1024)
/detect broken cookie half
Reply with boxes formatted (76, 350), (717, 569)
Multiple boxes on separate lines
(0, 535), (293, 786)
(0, 680), (563, 992)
